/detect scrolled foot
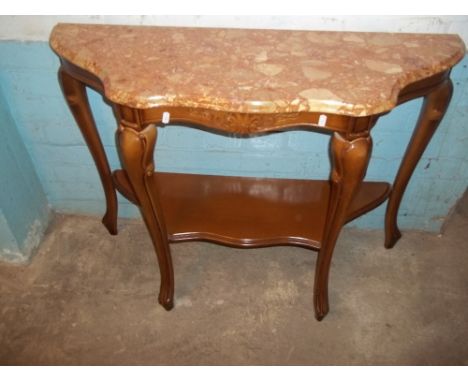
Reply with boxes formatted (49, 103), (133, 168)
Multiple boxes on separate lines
(384, 227), (402, 249)
(102, 211), (118, 235)
(159, 294), (174, 311)
(314, 291), (329, 321)
(158, 282), (174, 311)
(315, 313), (326, 322)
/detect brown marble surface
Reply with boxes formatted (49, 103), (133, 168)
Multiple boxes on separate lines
(50, 23), (465, 116)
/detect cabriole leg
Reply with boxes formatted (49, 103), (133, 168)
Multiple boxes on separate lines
(314, 132), (373, 320)
(58, 67), (118, 235)
(116, 123), (174, 310)
(385, 79), (453, 248)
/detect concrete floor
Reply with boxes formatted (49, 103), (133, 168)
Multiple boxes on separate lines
(1, 200), (467, 365)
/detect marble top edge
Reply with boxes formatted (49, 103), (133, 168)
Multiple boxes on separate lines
(50, 23), (466, 117)
(50, 22), (465, 38)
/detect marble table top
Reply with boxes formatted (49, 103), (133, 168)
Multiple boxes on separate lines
(50, 23), (465, 117)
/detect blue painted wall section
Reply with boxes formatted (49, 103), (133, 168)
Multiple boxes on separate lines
(0, 81), (50, 262)
(0, 41), (466, 233)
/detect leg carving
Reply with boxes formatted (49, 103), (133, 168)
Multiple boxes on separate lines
(315, 133), (372, 320)
(384, 79), (453, 248)
(116, 123), (174, 310)
(58, 67), (118, 235)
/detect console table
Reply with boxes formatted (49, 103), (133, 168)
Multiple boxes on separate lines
(50, 23), (465, 320)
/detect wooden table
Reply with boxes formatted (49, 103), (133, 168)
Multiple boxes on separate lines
(50, 23), (465, 320)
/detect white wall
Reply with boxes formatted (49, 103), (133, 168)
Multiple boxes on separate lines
(0, 15), (467, 43)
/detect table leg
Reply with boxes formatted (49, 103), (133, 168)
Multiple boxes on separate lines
(384, 79), (453, 248)
(58, 67), (118, 235)
(314, 132), (372, 320)
(116, 123), (174, 310)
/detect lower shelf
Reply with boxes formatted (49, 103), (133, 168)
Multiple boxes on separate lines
(114, 171), (390, 250)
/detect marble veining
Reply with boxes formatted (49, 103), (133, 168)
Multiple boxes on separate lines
(50, 23), (465, 116)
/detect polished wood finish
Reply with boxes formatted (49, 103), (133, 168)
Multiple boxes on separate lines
(56, 61), (456, 320)
(385, 78), (454, 248)
(51, 25), (462, 320)
(116, 123), (174, 310)
(113, 170), (390, 249)
(315, 133), (372, 320)
(58, 68), (118, 235)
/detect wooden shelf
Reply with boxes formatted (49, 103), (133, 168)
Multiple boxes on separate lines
(114, 171), (390, 250)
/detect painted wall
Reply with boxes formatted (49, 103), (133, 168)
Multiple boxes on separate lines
(0, 83), (50, 262)
(0, 16), (467, 235)
(1, 16), (468, 43)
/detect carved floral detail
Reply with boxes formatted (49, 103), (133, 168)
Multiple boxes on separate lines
(185, 109), (303, 134)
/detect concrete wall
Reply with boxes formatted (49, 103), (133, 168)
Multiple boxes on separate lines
(0, 16), (467, 237)
(0, 83), (50, 262)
